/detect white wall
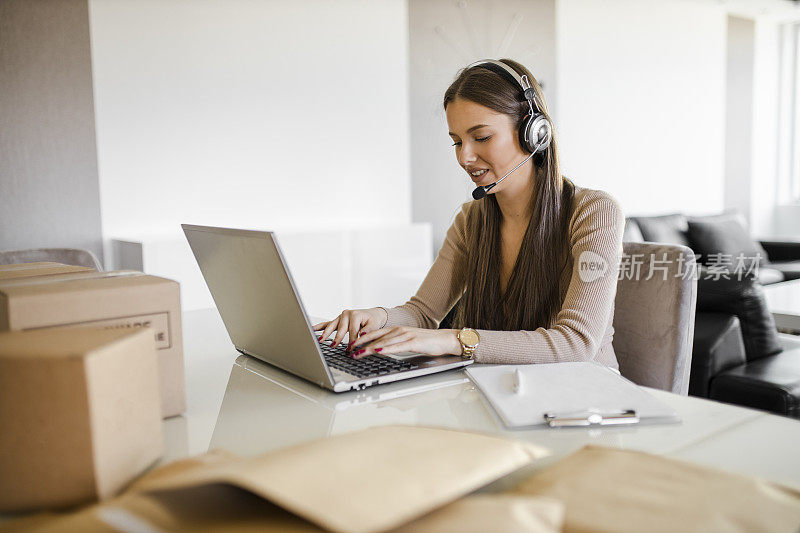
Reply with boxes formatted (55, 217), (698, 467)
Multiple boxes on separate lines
(725, 16), (755, 224)
(556, 0), (727, 217)
(722, 9), (800, 239)
(775, 205), (800, 237)
(750, 17), (781, 237)
(88, 0), (426, 315)
(88, 0), (412, 244)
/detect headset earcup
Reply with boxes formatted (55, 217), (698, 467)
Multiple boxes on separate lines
(527, 115), (552, 154)
(519, 114), (534, 153)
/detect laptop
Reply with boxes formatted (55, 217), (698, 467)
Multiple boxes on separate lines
(182, 224), (473, 392)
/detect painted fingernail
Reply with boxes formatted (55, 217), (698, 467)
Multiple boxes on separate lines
(359, 332), (365, 337)
(355, 349), (365, 355)
(375, 348), (383, 353)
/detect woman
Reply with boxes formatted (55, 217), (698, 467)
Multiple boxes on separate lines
(313, 58), (624, 368)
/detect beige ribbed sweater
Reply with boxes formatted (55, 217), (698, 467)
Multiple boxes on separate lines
(383, 184), (625, 368)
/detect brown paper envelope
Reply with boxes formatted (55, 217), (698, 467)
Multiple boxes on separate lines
(0, 484), (316, 533)
(1, 490), (564, 533)
(391, 494), (564, 533)
(2, 428), (550, 533)
(125, 454), (561, 532)
(0, 451), (306, 531)
(134, 425), (549, 533)
(108, 492), (565, 533)
(130, 449), (240, 490)
(513, 445), (800, 533)
(0, 511), (116, 532)
(0, 452), (318, 532)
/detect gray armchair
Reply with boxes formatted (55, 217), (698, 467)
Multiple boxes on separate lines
(612, 242), (698, 395)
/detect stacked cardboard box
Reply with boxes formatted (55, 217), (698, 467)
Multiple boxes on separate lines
(0, 261), (94, 280)
(0, 264), (185, 418)
(0, 327), (164, 512)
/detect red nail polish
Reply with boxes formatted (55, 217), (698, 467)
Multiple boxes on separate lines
(359, 332), (365, 337)
(355, 349), (365, 355)
(375, 348), (383, 352)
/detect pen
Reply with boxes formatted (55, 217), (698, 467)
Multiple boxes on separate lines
(512, 369), (523, 395)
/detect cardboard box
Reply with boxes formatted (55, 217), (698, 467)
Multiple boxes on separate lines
(0, 262), (94, 281)
(0, 327), (164, 513)
(0, 261), (69, 271)
(0, 270), (185, 418)
(0, 261), (79, 271)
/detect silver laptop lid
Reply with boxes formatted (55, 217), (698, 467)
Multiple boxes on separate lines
(182, 224), (334, 388)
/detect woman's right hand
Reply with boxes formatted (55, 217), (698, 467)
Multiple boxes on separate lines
(312, 307), (389, 352)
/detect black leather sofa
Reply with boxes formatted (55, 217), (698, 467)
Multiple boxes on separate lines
(624, 213), (800, 417)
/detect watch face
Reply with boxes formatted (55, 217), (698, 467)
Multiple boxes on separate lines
(460, 329), (479, 346)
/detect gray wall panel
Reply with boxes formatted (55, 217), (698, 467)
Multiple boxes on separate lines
(0, 0), (103, 263)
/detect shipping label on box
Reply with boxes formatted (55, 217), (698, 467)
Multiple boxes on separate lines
(40, 312), (174, 349)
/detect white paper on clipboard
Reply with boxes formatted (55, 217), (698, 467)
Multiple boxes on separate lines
(466, 362), (679, 428)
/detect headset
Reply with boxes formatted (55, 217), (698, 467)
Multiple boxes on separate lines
(465, 60), (552, 200)
(466, 59), (552, 155)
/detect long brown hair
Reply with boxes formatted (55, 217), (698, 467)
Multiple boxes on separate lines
(444, 59), (574, 331)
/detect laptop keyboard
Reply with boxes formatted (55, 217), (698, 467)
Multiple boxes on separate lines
(319, 342), (420, 379)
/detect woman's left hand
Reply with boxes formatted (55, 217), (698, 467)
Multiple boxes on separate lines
(349, 326), (462, 359)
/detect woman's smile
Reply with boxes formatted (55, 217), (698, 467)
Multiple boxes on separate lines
(466, 167), (491, 183)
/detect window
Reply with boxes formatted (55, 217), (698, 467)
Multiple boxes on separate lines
(778, 22), (800, 204)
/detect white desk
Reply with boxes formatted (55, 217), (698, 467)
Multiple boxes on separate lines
(168, 308), (800, 490)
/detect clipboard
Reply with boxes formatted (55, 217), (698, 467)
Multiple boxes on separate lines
(466, 362), (680, 429)
(543, 409), (639, 428)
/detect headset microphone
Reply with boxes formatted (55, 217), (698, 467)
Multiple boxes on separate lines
(471, 152), (534, 200)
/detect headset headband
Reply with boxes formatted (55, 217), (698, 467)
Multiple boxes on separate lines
(464, 59), (552, 156)
(465, 59), (542, 115)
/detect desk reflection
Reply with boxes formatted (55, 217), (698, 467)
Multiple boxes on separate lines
(210, 355), (488, 456)
(209, 356), (632, 460)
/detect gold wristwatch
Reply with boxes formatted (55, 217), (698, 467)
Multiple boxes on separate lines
(457, 327), (480, 359)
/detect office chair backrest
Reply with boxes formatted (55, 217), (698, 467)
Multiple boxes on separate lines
(613, 242), (697, 395)
(0, 248), (102, 271)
